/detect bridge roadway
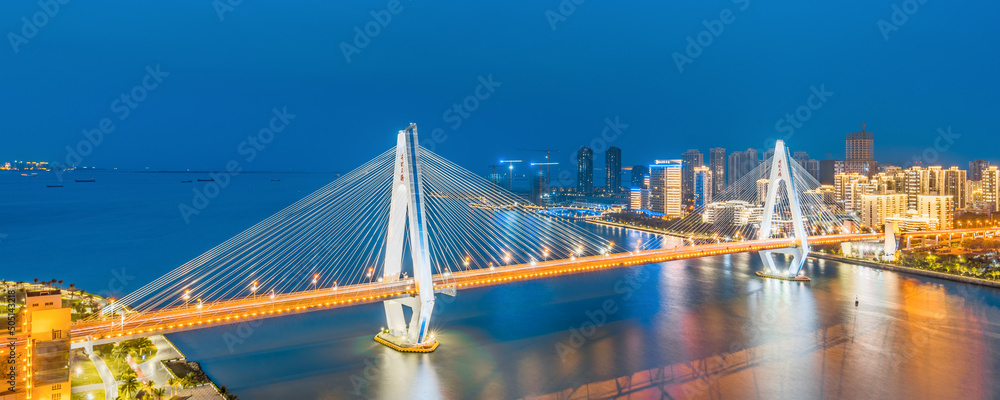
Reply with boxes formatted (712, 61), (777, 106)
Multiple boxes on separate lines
(68, 233), (881, 346)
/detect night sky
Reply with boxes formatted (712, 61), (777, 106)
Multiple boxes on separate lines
(2, 0), (998, 178)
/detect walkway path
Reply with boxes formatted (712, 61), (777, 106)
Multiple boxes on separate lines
(83, 344), (118, 400)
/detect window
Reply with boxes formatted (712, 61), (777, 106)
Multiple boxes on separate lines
(52, 330), (62, 340)
(52, 394), (62, 400)
(52, 383), (62, 390)
(31, 303), (38, 307)
(44, 302), (54, 306)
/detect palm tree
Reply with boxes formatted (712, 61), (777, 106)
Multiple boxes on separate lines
(150, 387), (166, 400)
(33, 278), (38, 286)
(119, 376), (141, 399)
(111, 344), (129, 361)
(69, 283), (76, 300)
(183, 372), (200, 388)
(218, 385), (229, 395)
(166, 377), (180, 396)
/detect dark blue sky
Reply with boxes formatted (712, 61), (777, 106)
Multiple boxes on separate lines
(2, 0), (998, 177)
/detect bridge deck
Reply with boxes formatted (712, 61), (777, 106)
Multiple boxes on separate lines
(68, 234), (880, 345)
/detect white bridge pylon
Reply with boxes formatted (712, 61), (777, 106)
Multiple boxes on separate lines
(757, 140), (810, 278)
(382, 124), (437, 346)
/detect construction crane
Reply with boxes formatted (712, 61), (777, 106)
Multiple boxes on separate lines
(487, 165), (501, 187)
(499, 160), (523, 190)
(519, 149), (562, 200)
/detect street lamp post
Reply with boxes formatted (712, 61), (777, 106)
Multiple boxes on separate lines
(182, 289), (191, 309)
(251, 281), (258, 300)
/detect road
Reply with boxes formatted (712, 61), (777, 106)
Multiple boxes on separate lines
(66, 233), (881, 345)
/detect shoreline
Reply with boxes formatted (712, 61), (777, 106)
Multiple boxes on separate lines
(811, 253), (1000, 289)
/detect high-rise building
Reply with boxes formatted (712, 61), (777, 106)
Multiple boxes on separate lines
(630, 165), (648, 189)
(943, 166), (967, 209)
(763, 148), (775, 161)
(576, 147), (593, 195)
(844, 124), (876, 176)
(727, 151), (743, 186)
(681, 149), (704, 201)
(792, 151), (820, 180)
(918, 195), (954, 230)
(10, 290), (73, 400)
(970, 159), (990, 181)
(693, 166), (712, 210)
(860, 194), (907, 229)
(984, 166), (999, 212)
(967, 179), (986, 210)
(834, 173), (870, 213)
(756, 179), (770, 204)
(709, 147), (726, 196)
(819, 159), (841, 185)
(605, 146), (622, 194)
(629, 187), (649, 210)
(727, 148), (759, 186)
(903, 167), (930, 210)
(649, 160), (683, 218)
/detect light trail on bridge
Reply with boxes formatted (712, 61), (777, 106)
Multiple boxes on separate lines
(67, 233), (880, 345)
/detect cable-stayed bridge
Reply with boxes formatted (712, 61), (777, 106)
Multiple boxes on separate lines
(63, 125), (987, 351)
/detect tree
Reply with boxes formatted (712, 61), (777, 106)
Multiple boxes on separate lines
(150, 387), (166, 400)
(182, 372), (201, 388)
(111, 343), (129, 361)
(166, 377), (180, 396)
(119, 376), (141, 399)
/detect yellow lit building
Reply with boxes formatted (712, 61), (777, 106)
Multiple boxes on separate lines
(860, 194), (907, 230)
(11, 291), (72, 400)
(918, 195), (954, 230)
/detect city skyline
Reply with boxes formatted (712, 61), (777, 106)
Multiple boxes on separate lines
(5, 2), (1000, 399)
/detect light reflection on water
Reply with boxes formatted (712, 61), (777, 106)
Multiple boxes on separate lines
(169, 254), (1000, 400)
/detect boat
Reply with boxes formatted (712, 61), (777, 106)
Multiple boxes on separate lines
(75, 179), (96, 183)
(20, 173), (38, 177)
(181, 180), (193, 183)
(46, 185), (63, 188)
(271, 179), (281, 182)
(197, 178), (215, 182)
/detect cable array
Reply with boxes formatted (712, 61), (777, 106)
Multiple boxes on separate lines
(664, 154), (853, 241)
(107, 146), (631, 314)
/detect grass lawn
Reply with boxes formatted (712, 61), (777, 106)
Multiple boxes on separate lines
(94, 339), (159, 380)
(71, 389), (105, 400)
(70, 349), (103, 387)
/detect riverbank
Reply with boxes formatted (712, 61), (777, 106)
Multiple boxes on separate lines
(811, 253), (1000, 289)
(160, 335), (234, 399)
(586, 219), (709, 240)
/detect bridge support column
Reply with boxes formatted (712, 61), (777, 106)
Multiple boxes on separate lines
(883, 221), (898, 261)
(756, 140), (810, 280)
(377, 124), (439, 353)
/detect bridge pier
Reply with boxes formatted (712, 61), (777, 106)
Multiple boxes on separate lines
(376, 124), (439, 353)
(755, 140), (810, 280)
